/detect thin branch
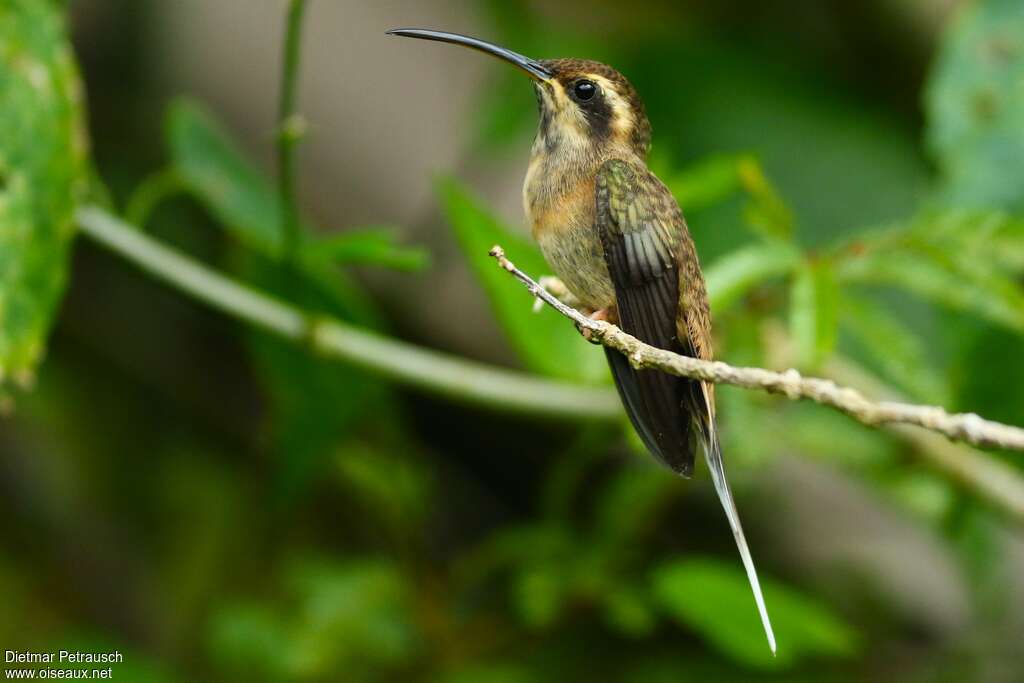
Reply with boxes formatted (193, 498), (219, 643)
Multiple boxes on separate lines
(824, 356), (1024, 521)
(489, 245), (1024, 453)
(277, 0), (310, 262)
(75, 206), (622, 421)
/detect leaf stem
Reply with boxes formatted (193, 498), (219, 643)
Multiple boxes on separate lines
(123, 168), (187, 229)
(277, 0), (309, 262)
(74, 206), (622, 421)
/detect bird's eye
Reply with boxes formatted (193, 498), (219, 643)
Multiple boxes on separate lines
(573, 80), (597, 101)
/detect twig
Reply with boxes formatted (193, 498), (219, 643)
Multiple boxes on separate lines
(824, 356), (1024, 521)
(489, 245), (1024, 453)
(277, 0), (310, 261)
(75, 206), (622, 421)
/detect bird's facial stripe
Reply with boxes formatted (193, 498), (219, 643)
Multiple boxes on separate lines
(546, 78), (569, 111)
(536, 80), (583, 140)
(546, 73), (634, 142)
(586, 74), (635, 139)
(534, 83), (554, 135)
(534, 74), (635, 151)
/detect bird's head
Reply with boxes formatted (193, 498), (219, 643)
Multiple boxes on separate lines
(387, 29), (651, 160)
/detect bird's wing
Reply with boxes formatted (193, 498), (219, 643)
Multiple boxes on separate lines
(596, 157), (776, 654)
(595, 157), (696, 476)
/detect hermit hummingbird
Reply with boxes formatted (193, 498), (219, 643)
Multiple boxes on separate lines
(388, 28), (775, 653)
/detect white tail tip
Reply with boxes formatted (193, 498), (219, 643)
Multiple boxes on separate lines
(703, 430), (776, 654)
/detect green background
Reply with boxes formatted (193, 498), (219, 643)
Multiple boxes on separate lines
(1, 0), (1023, 681)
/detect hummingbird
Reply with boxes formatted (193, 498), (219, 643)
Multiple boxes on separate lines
(388, 28), (775, 653)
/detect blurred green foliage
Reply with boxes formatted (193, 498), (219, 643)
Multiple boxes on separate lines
(925, 0), (1024, 448)
(789, 259), (839, 370)
(0, 0), (88, 394)
(926, 0), (1024, 209)
(652, 557), (859, 668)
(164, 97), (400, 497)
(3, 1), (1024, 682)
(209, 559), (418, 680)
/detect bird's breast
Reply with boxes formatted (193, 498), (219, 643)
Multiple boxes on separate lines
(523, 161), (615, 311)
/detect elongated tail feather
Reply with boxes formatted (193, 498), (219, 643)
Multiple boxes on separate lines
(699, 383), (776, 655)
(593, 157), (774, 653)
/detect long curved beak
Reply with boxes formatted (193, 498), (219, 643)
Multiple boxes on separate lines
(386, 28), (552, 82)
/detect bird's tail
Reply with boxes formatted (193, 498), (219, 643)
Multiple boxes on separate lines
(699, 382), (776, 655)
(604, 347), (696, 476)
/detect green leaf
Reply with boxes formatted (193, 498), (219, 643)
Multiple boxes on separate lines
(652, 556), (859, 670)
(912, 209), (1024, 275)
(299, 228), (429, 272)
(657, 153), (746, 213)
(167, 98), (426, 278)
(657, 154), (794, 241)
(457, 523), (574, 588)
(163, 97), (399, 325)
(53, 636), (178, 683)
(249, 330), (388, 498)
(736, 157), (795, 241)
(839, 249), (1024, 333)
(789, 260), (839, 369)
(166, 99), (393, 495)
(846, 210), (1024, 424)
(0, 1), (89, 390)
(592, 466), (677, 551)
(334, 441), (433, 533)
(883, 470), (956, 523)
(165, 98), (284, 255)
(210, 559), (418, 681)
(835, 209), (1024, 276)
(832, 212), (1024, 374)
(514, 564), (570, 629)
(238, 251), (388, 499)
(925, 0), (1024, 209)
(724, 391), (898, 470)
(981, 219), (1024, 272)
(288, 559), (417, 670)
(208, 604), (290, 680)
(539, 425), (618, 519)
(436, 176), (608, 383)
(840, 293), (949, 404)
(602, 584), (656, 638)
(704, 241), (801, 313)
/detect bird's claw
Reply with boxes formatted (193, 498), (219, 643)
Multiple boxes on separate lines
(578, 308), (609, 344)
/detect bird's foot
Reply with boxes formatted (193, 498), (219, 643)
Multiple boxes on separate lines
(536, 276), (581, 308)
(579, 308), (610, 343)
(534, 276), (561, 312)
